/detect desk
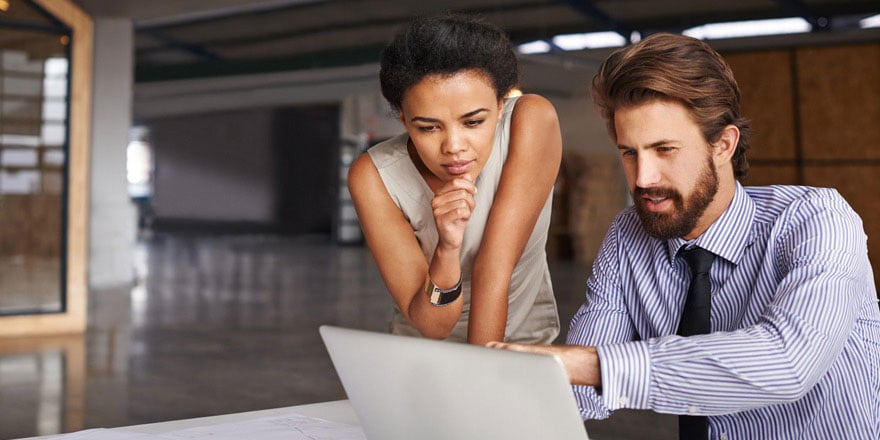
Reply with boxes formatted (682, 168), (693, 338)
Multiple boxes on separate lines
(121, 400), (359, 434)
(23, 400), (361, 439)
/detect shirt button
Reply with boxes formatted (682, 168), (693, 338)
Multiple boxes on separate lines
(618, 396), (630, 405)
(687, 405), (699, 414)
(720, 434), (729, 440)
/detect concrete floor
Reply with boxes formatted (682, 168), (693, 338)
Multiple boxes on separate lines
(0, 233), (676, 440)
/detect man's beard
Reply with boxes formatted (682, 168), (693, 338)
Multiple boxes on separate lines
(634, 157), (719, 241)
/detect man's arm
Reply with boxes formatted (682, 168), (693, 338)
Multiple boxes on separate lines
(485, 342), (601, 385)
(598, 192), (875, 416)
(491, 219), (639, 419)
(493, 192), (877, 418)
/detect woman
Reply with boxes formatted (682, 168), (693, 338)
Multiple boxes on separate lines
(348, 14), (562, 345)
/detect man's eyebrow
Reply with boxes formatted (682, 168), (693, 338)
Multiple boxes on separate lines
(616, 139), (677, 150)
(648, 139), (676, 148)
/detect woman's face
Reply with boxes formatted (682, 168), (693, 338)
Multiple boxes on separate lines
(399, 69), (503, 185)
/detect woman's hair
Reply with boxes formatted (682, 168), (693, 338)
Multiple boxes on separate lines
(591, 33), (751, 180)
(379, 13), (519, 112)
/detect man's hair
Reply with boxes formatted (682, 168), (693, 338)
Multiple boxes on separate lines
(379, 13), (519, 113)
(591, 33), (751, 180)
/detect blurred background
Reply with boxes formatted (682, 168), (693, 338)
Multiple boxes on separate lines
(0, 0), (878, 438)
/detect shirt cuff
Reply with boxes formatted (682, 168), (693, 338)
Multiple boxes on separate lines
(596, 341), (651, 410)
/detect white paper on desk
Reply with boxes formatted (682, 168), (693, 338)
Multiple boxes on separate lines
(154, 413), (366, 440)
(41, 428), (162, 439)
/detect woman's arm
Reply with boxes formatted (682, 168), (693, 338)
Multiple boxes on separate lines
(348, 153), (468, 339)
(468, 94), (563, 344)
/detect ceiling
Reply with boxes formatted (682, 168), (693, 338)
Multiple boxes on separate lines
(65, 0), (880, 83)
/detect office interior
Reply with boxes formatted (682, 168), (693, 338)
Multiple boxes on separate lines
(0, 0), (878, 438)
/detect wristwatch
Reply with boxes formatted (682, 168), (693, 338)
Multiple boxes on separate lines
(426, 278), (462, 306)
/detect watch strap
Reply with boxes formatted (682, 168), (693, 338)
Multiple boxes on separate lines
(426, 277), (462, 306)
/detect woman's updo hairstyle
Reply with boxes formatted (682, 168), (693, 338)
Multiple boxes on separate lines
(380, 13), (519, 113)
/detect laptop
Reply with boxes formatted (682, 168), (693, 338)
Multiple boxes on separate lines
(319, 325), (590, 440)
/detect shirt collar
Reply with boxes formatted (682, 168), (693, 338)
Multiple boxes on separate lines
(666, 181), (755, 265)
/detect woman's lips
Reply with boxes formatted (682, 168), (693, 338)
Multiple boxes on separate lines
(443, 160), (473, 175)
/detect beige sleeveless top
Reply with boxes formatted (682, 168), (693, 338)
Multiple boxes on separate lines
(367, 96), (559, 343)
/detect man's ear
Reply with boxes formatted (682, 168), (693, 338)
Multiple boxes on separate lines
(713, 124), (740, 165)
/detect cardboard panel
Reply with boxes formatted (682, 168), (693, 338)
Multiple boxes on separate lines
(742, 164), (799, 186)
(724, 50), (797, 161)
(556, 150), (628, 266)
(797, 44), (880, 160)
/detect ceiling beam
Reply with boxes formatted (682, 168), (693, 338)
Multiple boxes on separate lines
(564, 0), (632, 40)
(136, 42), (385, 82)
(141, 29), (223, 62)
(773, 0), (831, 30)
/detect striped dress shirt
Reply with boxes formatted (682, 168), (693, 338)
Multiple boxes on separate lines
(567, 183), (880, 439)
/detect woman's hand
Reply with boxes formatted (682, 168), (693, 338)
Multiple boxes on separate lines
(432, 174), (477, 251)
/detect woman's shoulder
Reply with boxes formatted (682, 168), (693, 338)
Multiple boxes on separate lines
(350, 132), (420, 192)
(509, 93), (558, 122)
(506, 93), (561, 148)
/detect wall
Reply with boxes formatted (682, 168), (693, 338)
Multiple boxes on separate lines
(273, 105), (340, 235)
(146, 104), (341, 234)
(147, 109), (276, 223)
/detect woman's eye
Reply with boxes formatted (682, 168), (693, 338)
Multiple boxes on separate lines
(418, 125), (438, 132)
(465, 119), (484, 127)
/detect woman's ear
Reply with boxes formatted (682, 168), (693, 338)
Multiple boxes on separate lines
(713, 124), (740, 165)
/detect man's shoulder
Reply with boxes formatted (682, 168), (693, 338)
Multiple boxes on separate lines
(743, 184), (839, 200)
(743, 185), (843, 207)
(743, 184), (848, 218)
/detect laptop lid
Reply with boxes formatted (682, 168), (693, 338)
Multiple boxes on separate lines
(319, 325), (590, 440)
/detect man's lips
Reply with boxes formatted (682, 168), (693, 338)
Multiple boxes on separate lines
(641, 196), (671, 212)
(636, 189), (675, 213)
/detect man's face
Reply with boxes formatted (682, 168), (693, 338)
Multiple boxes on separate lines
(614, 100), (719, 240)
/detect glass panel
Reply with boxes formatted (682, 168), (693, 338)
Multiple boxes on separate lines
(1, 148), (38, 166)
(0, 0), (70, 315)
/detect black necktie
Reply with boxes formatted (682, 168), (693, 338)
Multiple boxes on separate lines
(677, 246), (715, 440)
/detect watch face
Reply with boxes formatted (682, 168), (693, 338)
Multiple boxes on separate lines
(429, 286), (443, 305)
(426, 280), (462, 306)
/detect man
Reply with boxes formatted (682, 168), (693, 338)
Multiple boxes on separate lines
(490, 33), (880, 439)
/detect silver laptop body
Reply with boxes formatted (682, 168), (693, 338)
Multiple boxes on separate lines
(320, 325), (590, 440)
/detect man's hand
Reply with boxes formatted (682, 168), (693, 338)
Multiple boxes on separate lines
(487, 342), (602, 387)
